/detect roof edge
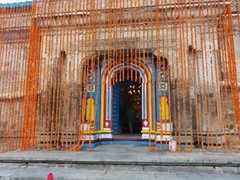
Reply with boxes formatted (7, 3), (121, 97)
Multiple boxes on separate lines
(0, 1), (32, 8)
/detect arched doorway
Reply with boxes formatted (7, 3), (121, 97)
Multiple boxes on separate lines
(100, 60), (153, 136)
(112, 70), (142, 134)
(99, 56), (172, 141)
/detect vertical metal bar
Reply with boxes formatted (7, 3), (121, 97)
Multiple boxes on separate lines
(226, 3), (240, 152)
(21, 0), (40, 150)
(0, 6), (4, 153)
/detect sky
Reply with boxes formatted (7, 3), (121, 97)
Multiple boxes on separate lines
(0, 0), (31, 3)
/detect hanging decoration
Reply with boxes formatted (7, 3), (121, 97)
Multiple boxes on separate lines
(0, 0), (239, 153)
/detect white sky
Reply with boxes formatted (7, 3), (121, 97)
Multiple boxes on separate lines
(0, 0), (31, 3)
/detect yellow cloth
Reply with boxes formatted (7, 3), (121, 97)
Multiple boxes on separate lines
(81, 98), (87, 121)
(86, 97), (95, 122)
(160, 96), (170, 120)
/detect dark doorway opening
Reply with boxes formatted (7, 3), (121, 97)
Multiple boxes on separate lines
(111, 69), (142, 135)
(119, 81), (142, 134)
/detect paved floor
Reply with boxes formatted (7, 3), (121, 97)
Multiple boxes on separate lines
(0, 144), (240, 179)
(0, 163), (240, 180)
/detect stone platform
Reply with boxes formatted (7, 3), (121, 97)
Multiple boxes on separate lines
(0, 144), (240, 179)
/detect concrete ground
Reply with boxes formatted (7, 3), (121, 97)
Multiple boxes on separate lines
(0, 144), (240, 179)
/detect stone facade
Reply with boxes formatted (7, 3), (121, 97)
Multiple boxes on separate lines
(0, 1), (239, 152)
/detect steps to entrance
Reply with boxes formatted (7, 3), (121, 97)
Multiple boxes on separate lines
(0, 145), (240, 179)
(99, 134), (153, 146)
(1, 145), (240, 168)
(112, 134), (142, 141)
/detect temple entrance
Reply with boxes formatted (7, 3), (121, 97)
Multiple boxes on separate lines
(101, 59), (153, 138)
(119, 81), (142, 134)
(112, 70), (142, 135)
